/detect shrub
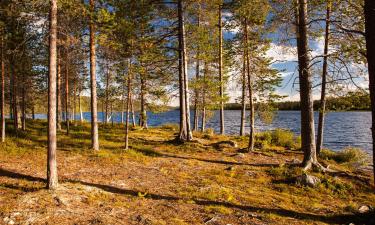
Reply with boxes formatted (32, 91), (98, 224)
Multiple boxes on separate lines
(161, 123), (179, 131)
(271, 129), (299, 149)
(320, 147), (369, 168)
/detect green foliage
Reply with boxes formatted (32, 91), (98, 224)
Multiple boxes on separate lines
(255, 129), (300, 150)
(320, 148), (369, 168)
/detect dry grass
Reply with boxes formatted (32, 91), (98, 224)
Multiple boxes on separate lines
(0, 119), (374, 225)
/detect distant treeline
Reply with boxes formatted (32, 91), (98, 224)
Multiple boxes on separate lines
(225, 92), (371, 111)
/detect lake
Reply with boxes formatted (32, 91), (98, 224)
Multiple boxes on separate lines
(37, 110), (373, 154)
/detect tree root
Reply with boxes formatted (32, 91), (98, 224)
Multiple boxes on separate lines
(303, 161), (336, 173)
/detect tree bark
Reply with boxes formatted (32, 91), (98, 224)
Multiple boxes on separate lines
(218, 4), (225, 135)
(65, 49), (70, 135)
(201, 62), (207, 132)
(240, 47), (246, 136)
(317, 1), (331, 155)
(57, 49), (62, 131)
(79, 91), (83, 123)
(1, 35), (5, 142)
(125, 59), (132, 150)
(89, 0), (99, 151)
(12, 66), (18, 131)
(140, 76), (148, 129)
(21, 84), (26, 131)
(47, 0), (58, 190)
(105, 62), (109, 124)
(193, 4), (201, 132)
(244, 19), (255, 152)
(364, 0), (375, 186)
(178, 0), (187, 140)
(295, 0), (318, 170)
(130, 92), (136, 127)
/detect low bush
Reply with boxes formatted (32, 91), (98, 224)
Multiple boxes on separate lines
(255, 129), (300, 150)
(320, 147), (369, 168)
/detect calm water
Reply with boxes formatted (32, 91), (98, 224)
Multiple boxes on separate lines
(36, 110), (372, 154)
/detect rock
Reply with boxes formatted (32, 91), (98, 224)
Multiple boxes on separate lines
(225, 166), (235, 171)
(213, 140), (238, 150)
(287, 159), (301, 164)
(296, 174), (321, 187)
(205, 216), (220, 225)
(235, 153), (245, 159)
(358, 205), (371, 213)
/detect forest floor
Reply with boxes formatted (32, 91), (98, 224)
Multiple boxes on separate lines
(0, 120), (374, 225)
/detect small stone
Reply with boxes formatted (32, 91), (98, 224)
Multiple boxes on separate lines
(225, 166), (234, 171)
(358, 205), (371, 213)
(205, 216), (220, 225)
(296, 174), (321, 187)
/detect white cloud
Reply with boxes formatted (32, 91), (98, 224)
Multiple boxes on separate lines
(266, 43), (297, 63)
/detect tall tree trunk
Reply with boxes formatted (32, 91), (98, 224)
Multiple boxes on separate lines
(47, 0), (58, 190)
(65, 50), (70, 135)
(140, 76), (148, 129)
(218, 4), (225, 135)
(21, 84), (26, 131)
(57, 49), (62, 131)
(364, 0), (375, 186)
(79, 91), (83, 123)
(317, 1), (331, 155)
(12, 66), (18, 131)
(125, 59), (132, 150)
(193, 4), (200, 132)
(72, 79), (76, 124)
(244, 19), (255, 152)
(296, 0), (318, 170)
(90, 0), (99, 151)
(105, 63), (109, 124)
(240, 48), (246, 136)
(181, 0), (193, 141)
(178, 0), (188, 141)
(1, 35), (5, 142)
(201, 62), (207, 132)
(130, 92), (136, 127)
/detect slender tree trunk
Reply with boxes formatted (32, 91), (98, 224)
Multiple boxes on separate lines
(244, 20), (255, 152)
(12, 66), (18, 131)
(193, 5), (201, 132)
(21, 85), (26, 131)
(72, 80), (76, 124)
(178, 0), (188, 141)
(317, 1), (331, 155)
(364, 0), (375, 186)
(121, 83), (125, 124)
(65, 50), (70, 135)
(57, 49), (62, 131)
(296, 0), (318, 170)
(79, 91), (83, 123)
(218, 4), (225, 135)
(105, 63), (109, 124)
(47, 0), (58, 190)
(32, 106), (35, 120)
(201, 62), (207, 132)
(181, 1), (192, 141)
(90, 0), (99, 151)
(130, 92), (136, 127)
(125, 59), (132, 150)
(1, 35), (5, 142)
(240, 48), (246, 136)
(140, 76), (148, 129)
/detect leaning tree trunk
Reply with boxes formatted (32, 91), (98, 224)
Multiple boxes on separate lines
(89, 0), (99, 151)
(218, 4), (225, 135)
(244, 19), (255, 152)
(1, 35), (5, 142)
(296, 0), (318, 170)
(240, 48), (247, 136)
(316, 1), (331, 155)
(364, 0), (375, 186)
(47, 0), (58, 190)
